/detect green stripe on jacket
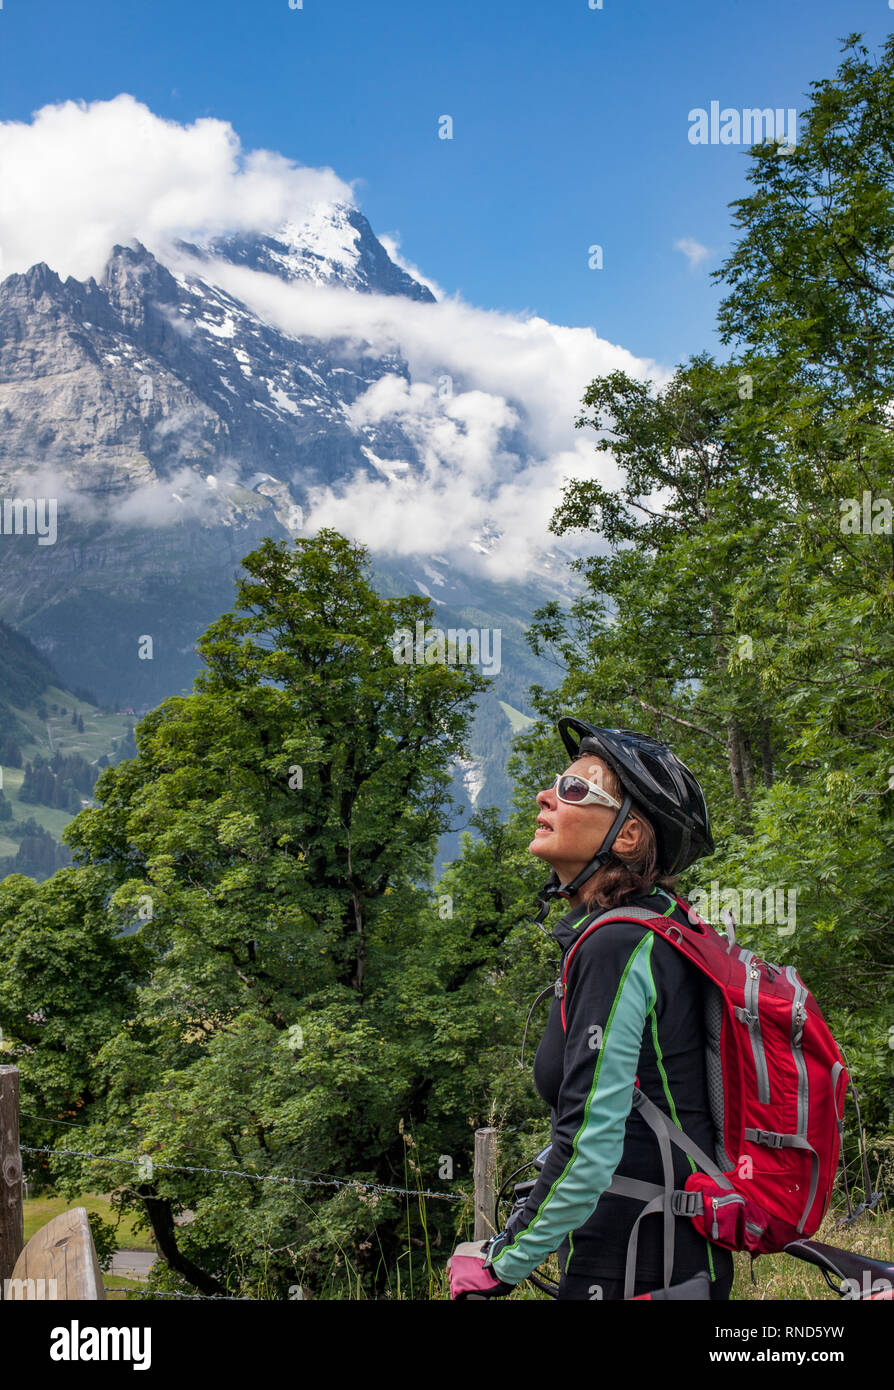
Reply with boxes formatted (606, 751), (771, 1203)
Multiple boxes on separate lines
(490, 931), (656, 1286)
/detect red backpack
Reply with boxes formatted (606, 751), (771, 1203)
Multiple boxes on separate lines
(558, 891), (848, 1288)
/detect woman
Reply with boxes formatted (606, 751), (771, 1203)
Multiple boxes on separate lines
(448, 716), (734, 1301)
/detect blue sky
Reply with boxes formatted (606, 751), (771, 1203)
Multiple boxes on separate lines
(1, 0), (892, 368)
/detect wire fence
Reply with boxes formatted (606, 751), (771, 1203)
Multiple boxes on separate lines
(20, 1116), (887, 1207)
(11, 1096), (473, 1299)
(20, 1142), (467, 1203)
(15, 1116), (469, 1299)
(104, 1289), (256, 1301)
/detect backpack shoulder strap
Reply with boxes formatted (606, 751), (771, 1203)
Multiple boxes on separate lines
(560, 905), (678, 1028)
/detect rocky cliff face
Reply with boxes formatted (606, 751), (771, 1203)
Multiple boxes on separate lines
(0, 235), (421, 507)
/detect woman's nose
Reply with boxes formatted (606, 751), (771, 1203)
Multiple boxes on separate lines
(536, 784), (556, 809)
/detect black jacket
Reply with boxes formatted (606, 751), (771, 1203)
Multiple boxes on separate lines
(486, 887), (734, 1289)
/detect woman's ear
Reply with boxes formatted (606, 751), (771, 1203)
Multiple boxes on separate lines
(615, 813), (646, 859)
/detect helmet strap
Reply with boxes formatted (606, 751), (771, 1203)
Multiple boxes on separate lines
(534, 794), (633, 927)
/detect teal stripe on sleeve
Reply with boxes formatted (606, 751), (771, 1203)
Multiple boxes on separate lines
(490, 932), (655, 1285)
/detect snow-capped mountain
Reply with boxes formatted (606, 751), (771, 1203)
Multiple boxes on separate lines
(0, 202), (576, 833)
(183, 202), (436, 301)
(0, 233), (422, 510)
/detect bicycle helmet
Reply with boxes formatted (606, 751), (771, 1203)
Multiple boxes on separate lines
(534, 716), (714, 925)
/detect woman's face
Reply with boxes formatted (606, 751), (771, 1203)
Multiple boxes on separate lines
(529, 754), (640, 893)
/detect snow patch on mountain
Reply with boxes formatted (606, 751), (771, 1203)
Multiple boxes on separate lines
(265, 204), (363, 284)
(456, 757), (486, 806)
(267, 384), (301, 416)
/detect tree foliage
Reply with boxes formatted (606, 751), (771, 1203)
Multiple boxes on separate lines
(0, 530), (498, 1297)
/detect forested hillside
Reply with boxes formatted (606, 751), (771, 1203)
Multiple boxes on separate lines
(0, 619), (137, 878)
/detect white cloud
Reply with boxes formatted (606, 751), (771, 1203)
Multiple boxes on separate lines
(0, 94), (673, 579)
(170, 249), (668, 578)
(0, 94), (354, 282)
(674, 237), (711, 270)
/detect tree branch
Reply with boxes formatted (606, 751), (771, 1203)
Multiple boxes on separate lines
(626, 692), (726, 745)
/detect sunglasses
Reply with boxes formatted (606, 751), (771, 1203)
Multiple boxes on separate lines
(551, 772), (622, 810)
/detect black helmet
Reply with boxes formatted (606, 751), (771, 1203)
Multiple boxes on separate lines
(557, 717), (714, 875)
(533, 716), (714, 926)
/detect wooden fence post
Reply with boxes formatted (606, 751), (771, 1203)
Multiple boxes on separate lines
(0, 1064), (25, 1296)
(9, 1208), (105, 1300)
(473, 1127), (497, 1241)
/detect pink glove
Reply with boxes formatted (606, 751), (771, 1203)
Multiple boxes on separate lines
(447, 1241), (513, 1300)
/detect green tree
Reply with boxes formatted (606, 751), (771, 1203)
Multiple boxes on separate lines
(1, 530), (493, 1297)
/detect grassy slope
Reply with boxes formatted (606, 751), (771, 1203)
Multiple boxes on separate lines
(732, 1208), (894, 1300)
(1, 686), (134, 856)
(23, 1192), (153, 1250)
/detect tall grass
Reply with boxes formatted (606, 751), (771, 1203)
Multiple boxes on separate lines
(734, 1206), (893, 1301)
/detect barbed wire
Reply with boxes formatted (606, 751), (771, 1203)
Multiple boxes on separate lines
(20, 1144), (466, 1203)
(20, 1109), (440, 1195)
(104, 1288), (254, 1301)
(19, 1106), (470, 1199)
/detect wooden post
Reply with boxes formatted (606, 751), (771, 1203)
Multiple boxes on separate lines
(9, 1207), (105, 1300)
(0, 1065), (25, 1296)
(473, 1127), (497, 1240)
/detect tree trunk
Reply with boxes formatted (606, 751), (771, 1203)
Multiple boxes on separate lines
(711, 603), (745, 802)
(726, 718), (745, 800)
(351, 890), (366, 1000)
(739, 731), (755, 791)
(137, 1185), (227, 1296)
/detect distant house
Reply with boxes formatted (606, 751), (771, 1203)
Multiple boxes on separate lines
(118, 707), (136, 716)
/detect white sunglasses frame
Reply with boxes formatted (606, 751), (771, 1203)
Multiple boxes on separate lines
(551, 772), (622, 811)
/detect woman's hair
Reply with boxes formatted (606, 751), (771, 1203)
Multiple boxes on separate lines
(579, 757), (678, 910)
